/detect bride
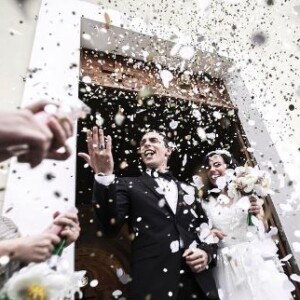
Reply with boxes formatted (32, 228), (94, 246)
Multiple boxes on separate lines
(198, 150), (294, 300)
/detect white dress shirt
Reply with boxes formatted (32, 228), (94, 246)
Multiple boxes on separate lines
(94, 170), (179, 214)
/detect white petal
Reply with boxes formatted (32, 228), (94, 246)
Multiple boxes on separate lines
(292, 242), (300, 252)
(183, 194), (195, 205)
(236, 196), (250, 211)
(179, 46), (195, 60)
(170, 240), (180, 253)
(290, 274), (300, 283)
(216, 176), (227, 190)
(192, 175), (204, 189)
(281, 254), (293, 262)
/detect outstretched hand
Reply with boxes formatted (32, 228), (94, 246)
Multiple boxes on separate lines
(78, 126), (114, 175)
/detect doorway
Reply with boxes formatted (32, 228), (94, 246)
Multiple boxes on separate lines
(75, 50), (297, 298)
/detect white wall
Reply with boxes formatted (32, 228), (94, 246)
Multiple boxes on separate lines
(0, 0), (42, 212)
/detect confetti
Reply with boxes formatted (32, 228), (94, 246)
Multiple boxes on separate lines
(290, 274), (300, 283)
(90, 279), (99, 287)
(104, 12), (111, 29)
(179, 46), (195, 60)
(170, 240), (179, 253)
(160, 70), (173, 89)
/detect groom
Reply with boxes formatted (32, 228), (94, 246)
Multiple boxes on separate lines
(79, 127), (219, 300)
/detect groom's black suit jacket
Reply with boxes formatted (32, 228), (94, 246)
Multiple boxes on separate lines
(93, 172), (219, 300)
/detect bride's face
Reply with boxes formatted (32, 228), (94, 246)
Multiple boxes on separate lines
(207, 154), (227, 186)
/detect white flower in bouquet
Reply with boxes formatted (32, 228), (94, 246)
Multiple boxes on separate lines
(253, 170), (273, 197)
(1, 261), (85, 300)
(227, 166), (273, 198)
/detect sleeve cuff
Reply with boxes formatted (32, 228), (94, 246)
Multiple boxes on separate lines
(94, 174), (115, 186)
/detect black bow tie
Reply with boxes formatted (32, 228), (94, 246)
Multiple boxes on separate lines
(151, 170), (176, 182)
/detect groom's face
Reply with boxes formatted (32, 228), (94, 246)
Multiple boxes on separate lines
(139, 132), (171, 170)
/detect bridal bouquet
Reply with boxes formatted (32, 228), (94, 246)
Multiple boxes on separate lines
(0, 259), (85, 300)
(215, 165), (273, 225)
(225, 165), (273, 199)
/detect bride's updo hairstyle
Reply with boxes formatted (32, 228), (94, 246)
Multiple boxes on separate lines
(197, 150), (239, 200)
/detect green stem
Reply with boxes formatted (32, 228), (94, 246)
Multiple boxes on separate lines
(247, 212), (254, 226)
(0, 293), (10, 300)
(53, 238), (66, 256)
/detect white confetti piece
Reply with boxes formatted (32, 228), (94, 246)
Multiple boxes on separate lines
(213, 111), (222, 120)
(290, 274), (300, 283)
(170, 43), (181, 56)
(192, 175), (204, 189)
(0, 256), (10, 266)
(281, 254), (293, 262)
(169, 120), (178, 129)
(179, 46), (195, 60)
(112, 290), (122, 298)
(216, 176), (227, 190)
(183, 194), (195, 205)
(292, 242), (300, 252)
(170, 240), (179, 253)
(82, 76), (92, 84)
(160, 70), (173, 88)
(90, 279), (98, 287)
(82, 33), (91, 40)
(197, 127), (206, 140)
(115, 113), (125, 126)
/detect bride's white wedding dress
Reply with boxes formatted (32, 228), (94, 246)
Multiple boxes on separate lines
(202, 194), (294, 300)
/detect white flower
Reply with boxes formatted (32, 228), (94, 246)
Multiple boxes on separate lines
(228, 166), (272, 197)
(2, 261), (85, 300)
(227, 181), (238, 199)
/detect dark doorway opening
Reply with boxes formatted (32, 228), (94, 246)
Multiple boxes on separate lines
(77, 84), (243, 199)
(75, 84), (243, 299)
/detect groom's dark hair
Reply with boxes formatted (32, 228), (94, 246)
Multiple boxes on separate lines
(140, 130), (173, 149)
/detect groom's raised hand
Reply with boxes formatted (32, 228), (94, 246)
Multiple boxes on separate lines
(78, 126), (114, 175)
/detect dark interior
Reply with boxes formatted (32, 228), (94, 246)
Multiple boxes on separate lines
(76, 83), (243, 205)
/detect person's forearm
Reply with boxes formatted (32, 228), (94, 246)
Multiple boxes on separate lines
(0, 239), (19, 260)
